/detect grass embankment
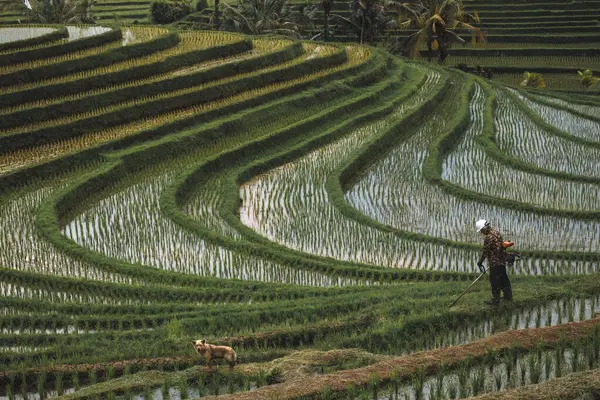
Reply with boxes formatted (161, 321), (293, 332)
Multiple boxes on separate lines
(45, 317), (600, 400)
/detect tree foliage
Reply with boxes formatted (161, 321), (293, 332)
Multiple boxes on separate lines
(578, 69), (600, 89)
(390, 0), (484, 63)
(333, 0), (394, 44)
(0, 0), (97, 23)
(520, 71), (546, 89)
(222, 0), (317, 38)
(151, 0), (192, 24)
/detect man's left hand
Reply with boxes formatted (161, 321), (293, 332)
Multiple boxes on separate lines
(477, 262), (485, 273)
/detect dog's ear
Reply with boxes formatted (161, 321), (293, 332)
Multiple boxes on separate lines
(201, 338), (206, 344)
(191, 341), (196, 345)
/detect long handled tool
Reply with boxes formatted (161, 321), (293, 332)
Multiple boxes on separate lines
(449, 266), (491, 308)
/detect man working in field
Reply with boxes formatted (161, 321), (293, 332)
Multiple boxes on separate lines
(476, 219), (512, 305)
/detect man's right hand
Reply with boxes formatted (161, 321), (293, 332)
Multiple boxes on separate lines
(477, 262), (485, 273)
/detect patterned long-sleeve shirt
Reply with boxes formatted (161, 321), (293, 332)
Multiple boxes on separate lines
(479, 228), (505, 266)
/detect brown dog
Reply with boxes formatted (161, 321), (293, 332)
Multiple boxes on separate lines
(191, 339), (237, 369)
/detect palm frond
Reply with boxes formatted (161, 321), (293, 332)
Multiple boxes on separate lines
(331, 13), (362, 30)
(456, 21), (485, 43)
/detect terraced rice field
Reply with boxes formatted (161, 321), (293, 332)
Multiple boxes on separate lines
(1, 18), (600, 400)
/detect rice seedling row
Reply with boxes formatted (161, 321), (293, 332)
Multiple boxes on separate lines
(16, 334), (600, 400)
(0, 282), (148, 306)
(473, 8), (600, 17)
(464, 1), (600, 11)
(0, 288), (389, 338)
(97, 0), (151, 4)
(93, 9), (148, 17)
(0, 367), (258, 400)
(0, 35), (257, 119)
(0, 31), (125, 75)
(371, 344), (599, 400)
(493, 72), (584, 89)
(0, 262), (319, 307)
(0, 44), (367, 176)
(449, 55), (600, 70)
(0, 29), (245, 98)
(0, 38), (288, 129)
(529, 92), (600, 120)
(93, 4), (149, 11)
(16, 281), (376, 315)
(441, 84), (600, 211)
(183, 174), (241, 239)
(0, 323), (152, 336)
(0, 42), (329, 138)
(481, 20), (599, 28)
(0, 181), (139, 283)
(458, 42), (600, 49)
(397, 295), (600, 356)
(509, 88), (600, 142)
(546, 91), (600, 106)
(0, 297), (206, 318)
(0, 286), (580, 392)
(2, 282), (596, 394)
(394, 33), (600, 46)
(0, 268), (363, 314)
(495, 88), (600, 177)
(208, 290), (600, 356)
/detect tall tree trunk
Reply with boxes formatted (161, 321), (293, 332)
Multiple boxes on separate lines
(213, 0), (220, 29)
(360, 14), (365, 44)
(324, 9), (329, 41)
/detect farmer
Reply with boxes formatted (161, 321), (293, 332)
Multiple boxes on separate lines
(476, 219), (512, 305)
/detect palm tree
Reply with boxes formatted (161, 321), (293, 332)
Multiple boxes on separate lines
(333, 0), (393, 44)
(391, 0), (484, 63)
(222, 0), (316, 38)
(0, 0), (97, 23)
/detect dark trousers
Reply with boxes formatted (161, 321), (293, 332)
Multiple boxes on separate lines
(490, 265), (512, 301)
